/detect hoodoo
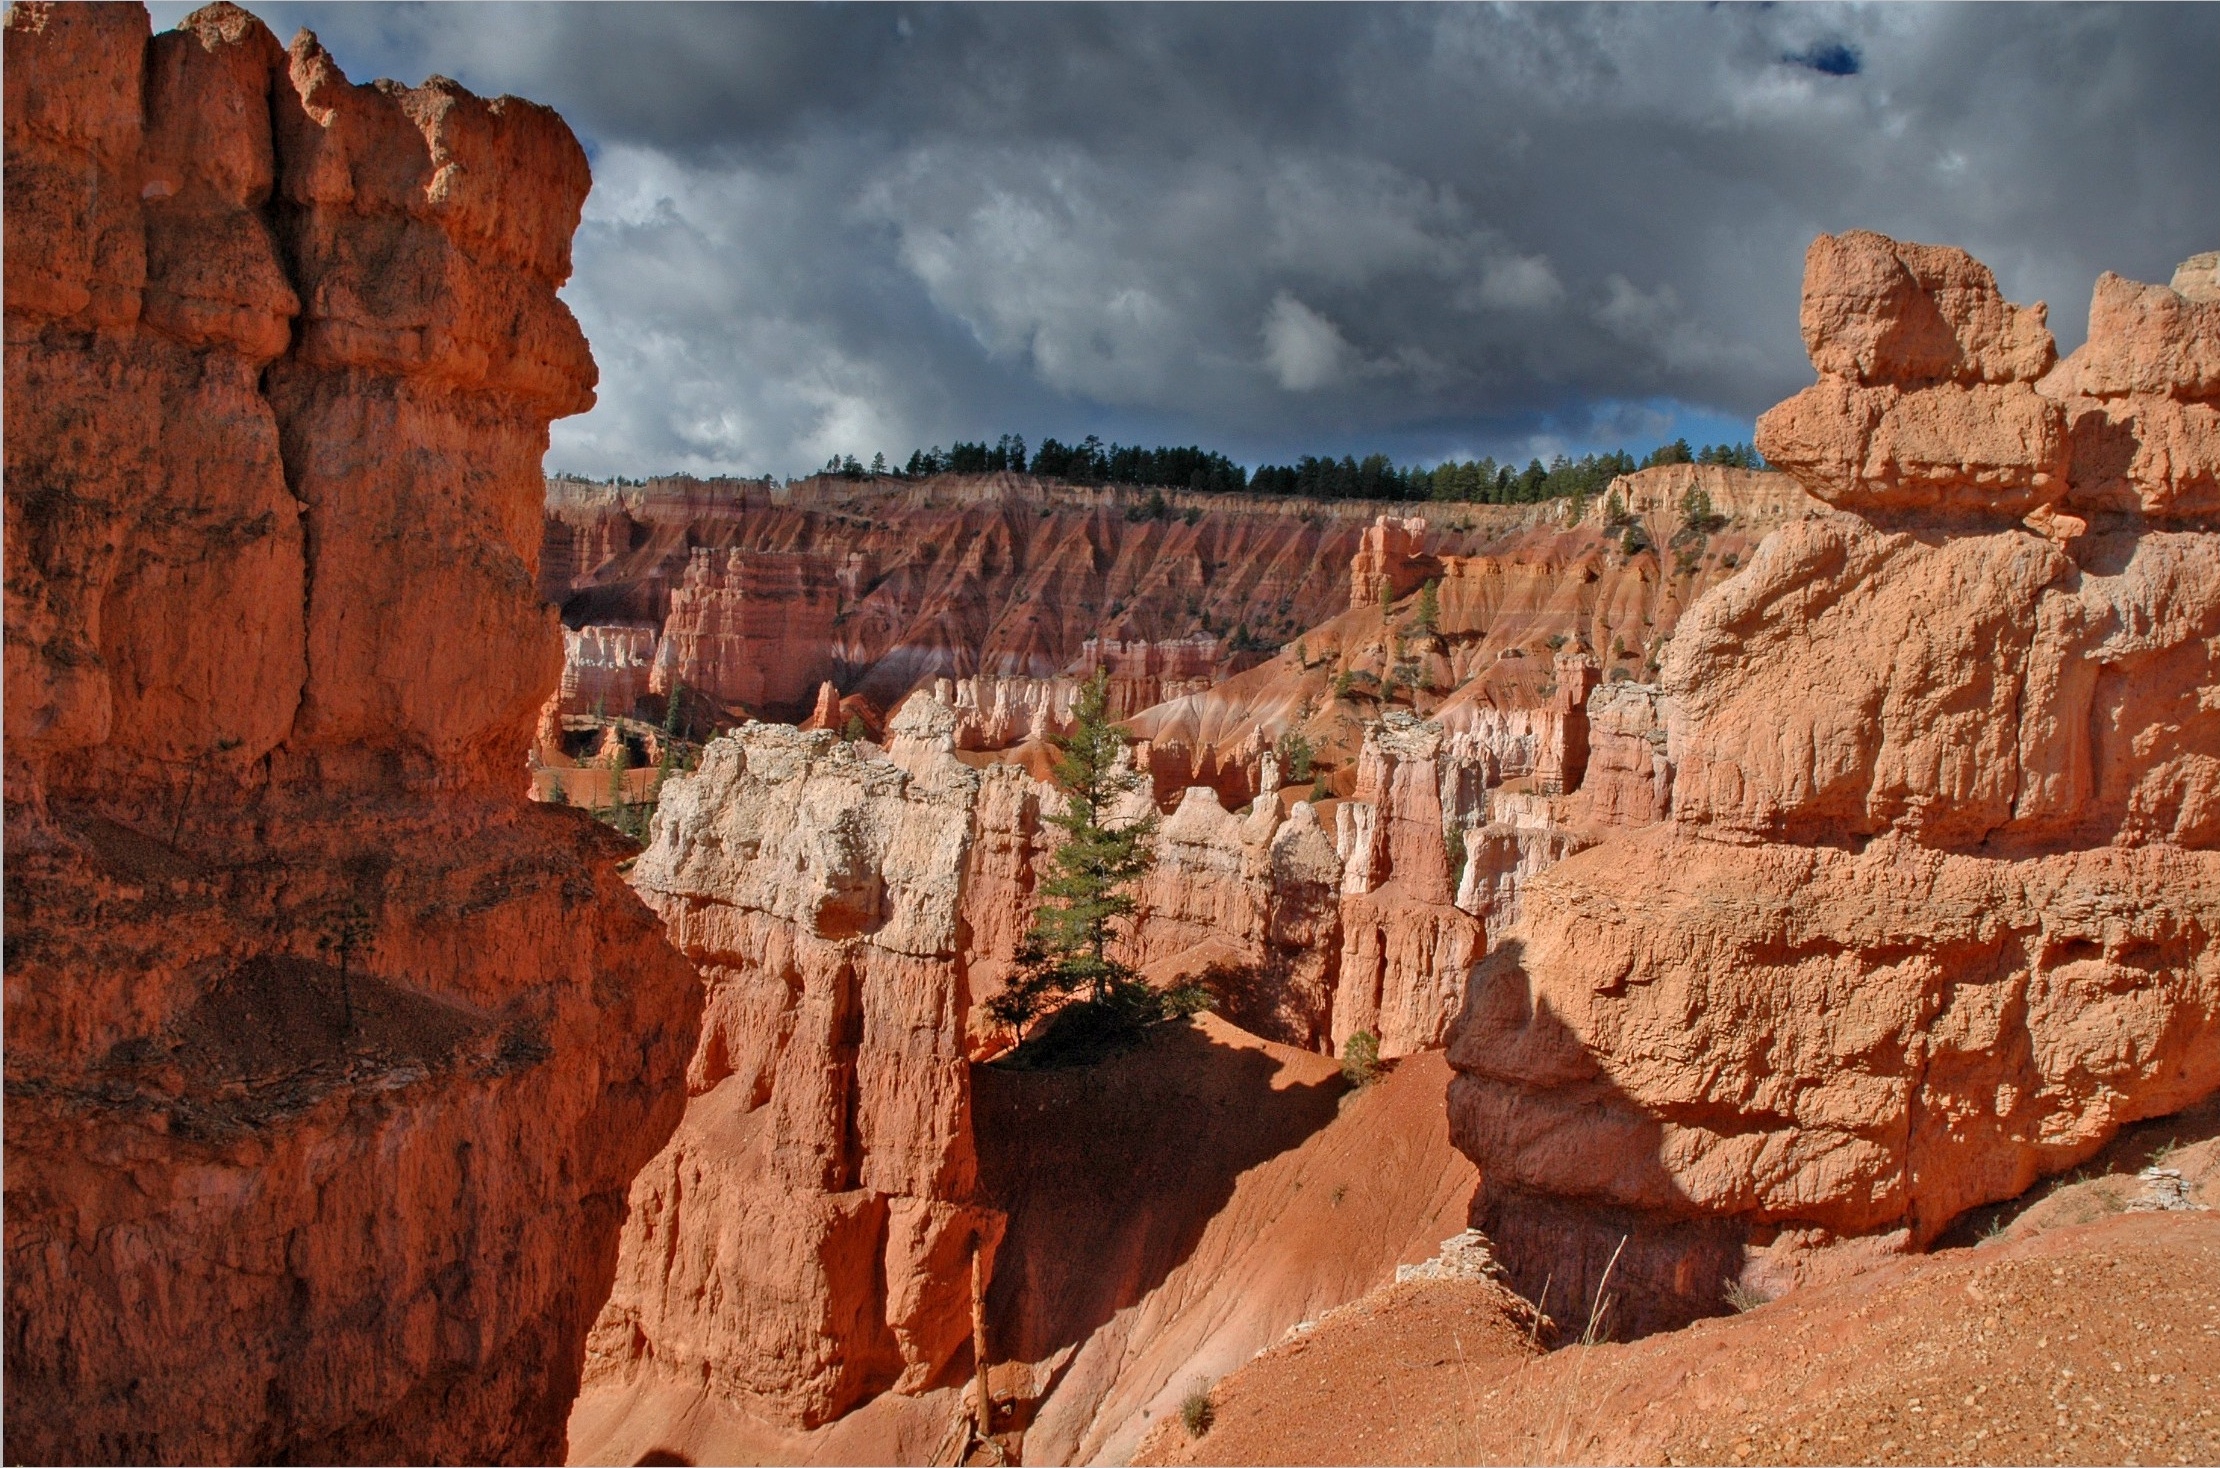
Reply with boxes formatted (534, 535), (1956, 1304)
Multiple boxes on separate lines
(1448, 232), (2220, 1334)
(3, 5), (698, 1461)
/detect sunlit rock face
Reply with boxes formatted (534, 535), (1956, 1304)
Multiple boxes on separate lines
(3, 5), (699, 1461)
(1448, 232), (2220, 1335)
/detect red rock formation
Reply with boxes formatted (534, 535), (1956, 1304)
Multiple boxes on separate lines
(540, 474), (1544, 724)
(1330, 716), (1488, 1057)
(1348, 513), (1439, 610)
(1075, 631), (1229, 717)
(2, 6), (699, 1461)
(1124, 789), (1346, 1051)
(1448, 234), (2220, 1335)
(587, 699), (1016, 1429)
(1127, 464), (1820, 805)
(561, 623), (662, 717)
(572, 1031), (1482, 1468)
(1758, 230), (2067, 516)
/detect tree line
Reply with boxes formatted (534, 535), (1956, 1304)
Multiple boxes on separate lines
(823, 433), (1763, 505)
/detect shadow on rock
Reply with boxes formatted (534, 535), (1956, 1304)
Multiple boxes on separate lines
(973, 1015), (1343, 1375)
(1448, 938), (1746, 1343)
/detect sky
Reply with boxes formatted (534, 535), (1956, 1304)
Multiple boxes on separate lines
(155, 2), (2220, 481)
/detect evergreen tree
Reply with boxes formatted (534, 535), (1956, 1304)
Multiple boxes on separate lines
(987, 671), (1158, 1031)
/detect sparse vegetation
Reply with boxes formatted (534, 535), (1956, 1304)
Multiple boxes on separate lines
(314, 900), (374, 1037)
(1723, 1277), (1770, 1312)
(1412, 579), (1439, 637)
(1180, 1389), (1215, 1438)
(1275, 729), (1316, 784)
(1341, 1029), (1382, 1088)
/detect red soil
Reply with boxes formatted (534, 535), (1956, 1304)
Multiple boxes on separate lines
(1138, 1147), (2220, 1467)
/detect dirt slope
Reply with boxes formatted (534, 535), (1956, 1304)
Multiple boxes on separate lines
(1138, 1142), (2220, 1467)
(976, 1021), (1479, 1465)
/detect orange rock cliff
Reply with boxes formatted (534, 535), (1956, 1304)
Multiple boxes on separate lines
(3, 4), (699, 1462)
(1449, 231), (2220, 1335)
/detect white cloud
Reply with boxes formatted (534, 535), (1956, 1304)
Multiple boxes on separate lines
(1262, 294), (1351, 392)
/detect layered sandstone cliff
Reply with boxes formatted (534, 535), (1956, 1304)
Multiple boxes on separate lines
(540, 473), (1563, 726)
(1448, 232), (2220, 1336)
(3, 5), (698, 1460)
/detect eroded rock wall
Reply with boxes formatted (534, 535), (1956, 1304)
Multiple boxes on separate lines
(1448, 231), (2220, 1336)
(2, 5), (699, 1461)
(540, 473), (1555, 724)
(587, 702), (1012, 1428)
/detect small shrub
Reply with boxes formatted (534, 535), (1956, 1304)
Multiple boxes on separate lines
(1158, 979), (1216, 1019)
(1445, 825), (1467, 880)
(1180, 1390), (1215, 1438)
(1341, 1029), (1382, 1088)
(1723, 1278), (1770, 1312)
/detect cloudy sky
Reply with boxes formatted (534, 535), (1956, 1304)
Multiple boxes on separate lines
(157, 2), (2220, 479)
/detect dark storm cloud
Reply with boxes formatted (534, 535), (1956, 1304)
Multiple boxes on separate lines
(160, 2), (2220, 478)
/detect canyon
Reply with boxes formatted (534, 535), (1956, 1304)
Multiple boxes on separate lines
(5, 6), (2214, 1465)
(571, 237), (2219, 1465)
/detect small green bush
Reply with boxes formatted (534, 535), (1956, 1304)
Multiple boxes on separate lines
(1341, 1029), (1382, 1088)
(1180, 1390), (1215, 1438)
(1158, 980), (1216, 1019)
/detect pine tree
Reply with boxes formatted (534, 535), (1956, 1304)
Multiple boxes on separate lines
(1413, 579), (1439, 638)
(988, 671), (1158, 1032)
